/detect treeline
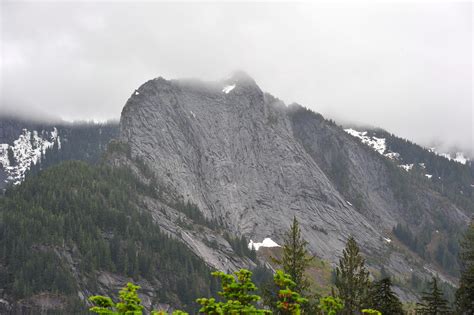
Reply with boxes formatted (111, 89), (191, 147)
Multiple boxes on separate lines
(223, 232), (257, 262)
(25, 122), (118, 178)
(374, 129), (474, 212)
(89, 218), (474, 314)
(393, 223), (460, 275)
(0, 161), (217, 311)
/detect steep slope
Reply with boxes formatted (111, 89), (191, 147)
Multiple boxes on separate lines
(290, 108), (470, 276)
(117, 73), (470, 290)
(342, 127), (474, 213)
(120, 73), (386, 262)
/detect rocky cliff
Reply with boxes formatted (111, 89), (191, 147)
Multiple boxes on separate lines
(117, 72), (470, 293)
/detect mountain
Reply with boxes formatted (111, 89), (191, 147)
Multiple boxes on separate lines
(0, 73), (472, 312)
(115, 73), (471, 291)
(0, 117), (119, 191)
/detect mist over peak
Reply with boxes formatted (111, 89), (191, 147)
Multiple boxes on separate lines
(2, 2), (471, 156)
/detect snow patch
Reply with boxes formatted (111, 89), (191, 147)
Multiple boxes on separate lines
(248, 238), (280, 251)
(429, 148), (469, 165)
(222, 84), (236, 94)
(384, 152), (400, 159)
(399, 164), (414, 172)
(0, 128), (60, 185)
(346, 201), (353, 206)
(345, 128), (401, 160)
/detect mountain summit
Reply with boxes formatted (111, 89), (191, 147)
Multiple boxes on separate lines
(117, 74), (470, 291)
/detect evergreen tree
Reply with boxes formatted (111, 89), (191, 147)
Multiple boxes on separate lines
(368, 277), (404, 314)
(335, 236), (370, 315)
(455, 220), (474, 314)
(415, 277), (450, 314)
(197, 269), (271, 314)
(273, 216), (313, 293)
(266, 216), (315, 313)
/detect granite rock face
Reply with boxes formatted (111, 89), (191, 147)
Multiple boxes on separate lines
(118, 73), (468, 282)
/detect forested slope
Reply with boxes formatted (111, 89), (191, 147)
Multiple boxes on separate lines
(0, 161), (216, 313)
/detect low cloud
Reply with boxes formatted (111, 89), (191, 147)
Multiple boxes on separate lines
(1, 2), (472, 154)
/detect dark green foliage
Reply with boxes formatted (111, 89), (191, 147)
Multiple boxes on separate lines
(223, 232), (257, 261)
(0, 161), (214, 311)
(272, 217), (313, 294)
(25, 122), (119, 179)
(172, 199), (219, 231)
(415, 278), (450, 314)
(107, 139), (132, 158)
(393, 223), (460, 275)
(393, 223), (427, 257)
(268, 217), (314, 314)
(368, 278), (404, 314)
(252, 264), (275, 296)
(335, 236), (370, 315)
(455, 220), (474, 314)
(375, 129), (474, 213)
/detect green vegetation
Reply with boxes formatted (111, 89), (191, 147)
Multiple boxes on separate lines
(367, 278), (404, 314)
(26, 122), (119, 179)
(197, 269), (270, 314)
(223, 232), (257, 261)
(382, 130), (474, 212)
(89, 269), (309, 315)
(0, 161), (215, 311)
(267, 217), (315, 313)
(415, 278), (450, 314)
(335, 236), (370, 314)
(317, 296), (344, 315)
(272, 217), (314, 294)
(455, 220), (474, 314)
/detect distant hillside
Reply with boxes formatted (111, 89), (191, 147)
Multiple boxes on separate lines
(343, 127), (474, 216)
(0, 160), (222, 313)
(0, 117), (119, 191)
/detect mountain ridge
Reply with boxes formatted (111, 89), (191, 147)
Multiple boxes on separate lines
(116, 74), (470, 290)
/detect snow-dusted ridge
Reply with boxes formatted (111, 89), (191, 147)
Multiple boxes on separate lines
(429, 149), (469, 165)
(0, 128), (60, 185)
(344, 128), (399, 159)
(345, 128), (471, 182)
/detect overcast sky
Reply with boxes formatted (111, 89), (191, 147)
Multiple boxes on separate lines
(1, 1), (472, 154)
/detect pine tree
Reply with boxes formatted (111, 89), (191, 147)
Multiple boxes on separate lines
(415, 277), (450, 314)
(273, 216), (313, 293)
(335, 236), (370, 315)
(265, 217), (314, 313)
(368, 277), (404, 314)
(455, 220), (474, 314)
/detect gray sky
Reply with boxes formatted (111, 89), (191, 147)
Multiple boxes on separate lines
(1, 1), (472, 154)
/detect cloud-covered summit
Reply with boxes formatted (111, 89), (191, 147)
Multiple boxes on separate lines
(1, 2), (472, 154)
